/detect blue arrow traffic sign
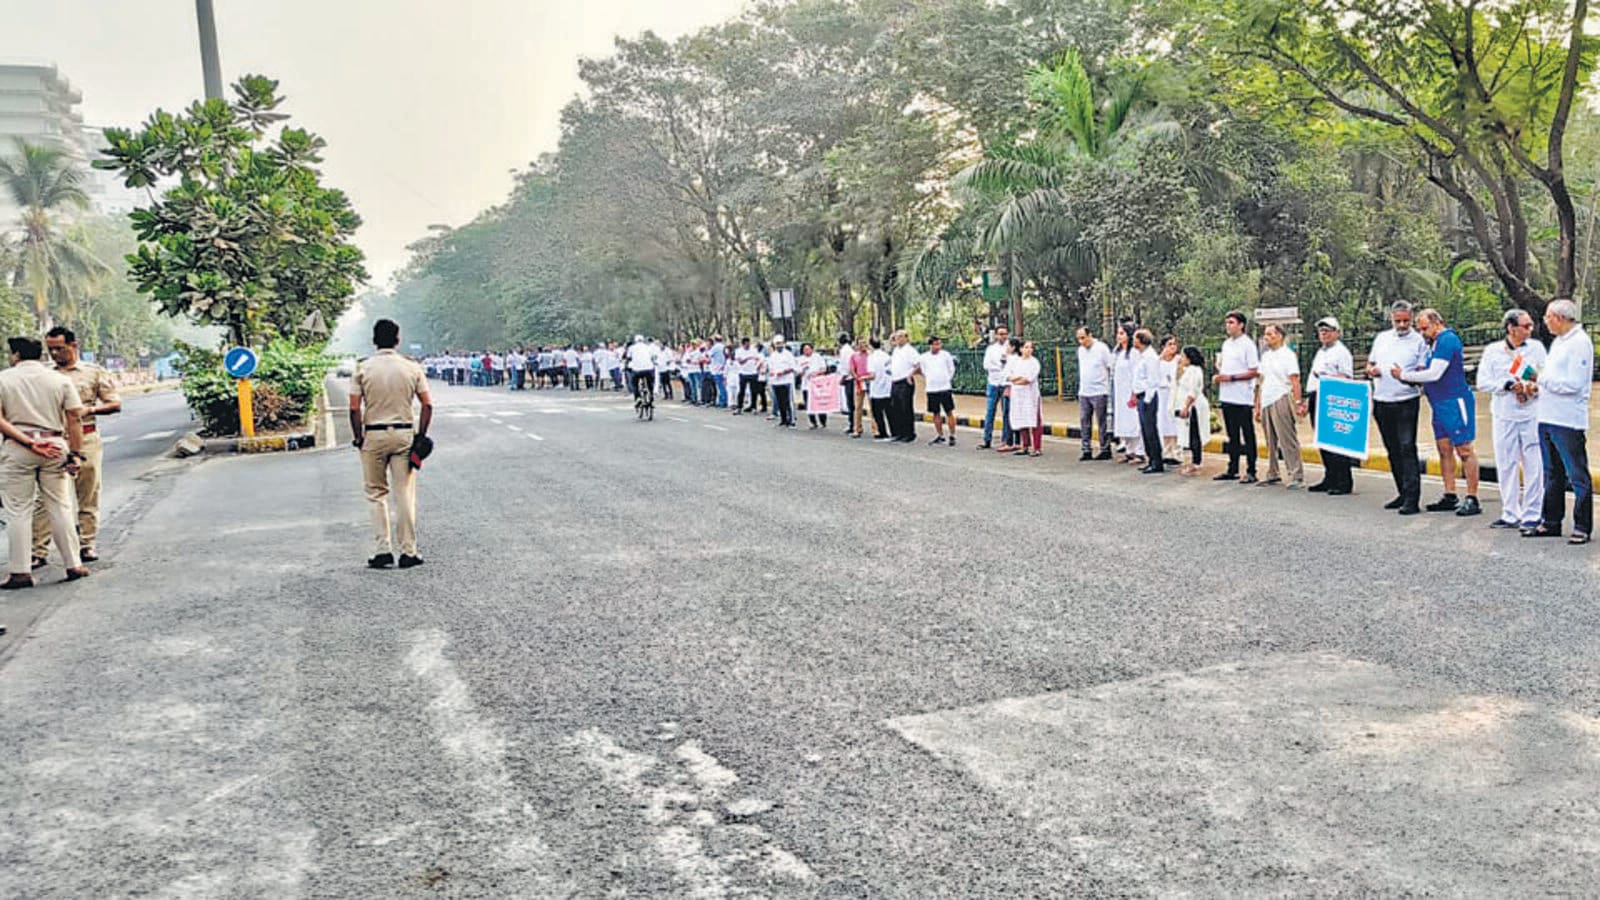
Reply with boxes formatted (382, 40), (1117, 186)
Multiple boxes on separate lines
(224, 347), (259, 379)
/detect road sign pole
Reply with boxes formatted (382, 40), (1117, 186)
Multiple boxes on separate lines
(238, 378), (255, 438)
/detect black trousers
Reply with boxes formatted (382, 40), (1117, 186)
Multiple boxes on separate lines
(1221, 402), (1257, 476)
(738, 374), (758, 410)
(756, 381), (769, 411)
(772, 384), (795, 425)
(889, 379), (916, 440)
(871, 396), (890, 436)
(1307, 391), (1354, 491)
(1373, 397), (1421, 503)
(1187, 412), (1203, 464)
(1138, 396), (1164, 470)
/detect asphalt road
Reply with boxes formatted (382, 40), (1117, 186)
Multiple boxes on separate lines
(2, 381), (1598, 896)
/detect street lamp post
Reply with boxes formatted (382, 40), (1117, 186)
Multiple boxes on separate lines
(196, 0), (224, 100)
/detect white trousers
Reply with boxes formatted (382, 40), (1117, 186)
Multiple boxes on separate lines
(1492, 415), (1543, 526)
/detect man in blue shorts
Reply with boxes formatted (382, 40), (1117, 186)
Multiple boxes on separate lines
(1394, 308), (1482, 516)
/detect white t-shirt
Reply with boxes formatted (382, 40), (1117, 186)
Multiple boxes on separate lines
(1217, 334), (1260, 405)
(889, 345), (920, 381)
(1368, 329), (1427, 402)
(736, 347), (761, 375)
(1258, 345), (1299, 407)
(920, 350), (956, 393)
(983, 342), (1009, 387)
(625, 342), (656, 372)
(1306, 341), (1353, 394)
(1077, 340), (1112, 397)
(868, 349), (892, 399)
(766, 349), (798, 387)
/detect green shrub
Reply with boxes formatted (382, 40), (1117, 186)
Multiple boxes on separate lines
(175, 340), (336, 436)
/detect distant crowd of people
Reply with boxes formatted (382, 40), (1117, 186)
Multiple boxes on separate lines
(425, 297), (1594, 545)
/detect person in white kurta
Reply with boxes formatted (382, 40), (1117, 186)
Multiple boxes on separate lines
(1156, 336), (1181, 461)
(1005, 340), (1044, 456)
(1111, 324), (1141, 458)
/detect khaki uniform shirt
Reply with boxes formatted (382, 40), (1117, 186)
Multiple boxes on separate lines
(59, 363), (119, 430)
(0, 360), (84, 433)
(352, 350), (426, 425)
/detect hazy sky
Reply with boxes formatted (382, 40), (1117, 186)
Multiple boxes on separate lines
(3, 0), (750, 283)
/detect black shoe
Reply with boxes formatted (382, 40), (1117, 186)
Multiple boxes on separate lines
(398, 554), (424, 569)
(1163, 458), (1182, 467)
(1326, 488), (1352, 496)
(0, 576), (33, 590)
(977, 443), (992, 450)
(368, 553), (395, 569)
(1212, 473), (1239, 482)
(1425, 494), (1459, 513)
(1455, 496), (1482, 517)
(1080, 451), (1093, 461)
(1490, 519), (1519, 529)
(80, 548), (99, 563)
(1522, 524), (1562, 538)
(1140, 465), (1165, 474)
(1239, 475), (1258, 485)
(929, 436), (946, 445)
(1397, 504), (1422, 516)
(947, 439), (955, 447)
(29, 557), (46, 571)
(874, 436), (894, 442)
(1095, 450), (1114, 460)
(1307, 482), (1329, 493)
(1383, 497), (1406, 510)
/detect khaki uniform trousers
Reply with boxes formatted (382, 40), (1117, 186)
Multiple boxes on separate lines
(1261, 395), (1305, 483)
(362, 429), (418, 556)
(33, 431), (99, 557)
(2, 441), (80, 574)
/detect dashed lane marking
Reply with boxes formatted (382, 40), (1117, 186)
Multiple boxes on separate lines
(136, 430), (176, 441)
(490, 418), (504, 425)
(507, 425), (522, 432)
(702, 425), (728, 432)
(525, 434), (545, 442)
(99, 435), (121, 445)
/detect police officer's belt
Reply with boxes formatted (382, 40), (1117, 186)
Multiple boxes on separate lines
(365, 423), (413, 431)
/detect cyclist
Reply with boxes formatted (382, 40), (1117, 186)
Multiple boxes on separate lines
(626, 335), (658, 405)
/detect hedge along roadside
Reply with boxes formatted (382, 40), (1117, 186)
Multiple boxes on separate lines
(175, 340), (337, 436)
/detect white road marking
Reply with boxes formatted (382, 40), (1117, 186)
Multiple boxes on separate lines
(538, 409), (565, 415)
(702, 425), (728, 432)
(667, 416), (689, 423)
(99, 435), (122, 445)
(497, 410), (523, 417)
(137, 430), (176, 441)
(403, 631), (566, 890)
(490, 418), (504, 425)
(568, 730), (816, 895)
(525, 434), (544, 442)
(507, 425), (522, 432)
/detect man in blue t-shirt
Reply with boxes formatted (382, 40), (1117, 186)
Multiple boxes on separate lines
(1393, 308), (1482, 516)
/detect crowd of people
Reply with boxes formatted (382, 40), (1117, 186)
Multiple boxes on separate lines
(429, 298), (1594, 545)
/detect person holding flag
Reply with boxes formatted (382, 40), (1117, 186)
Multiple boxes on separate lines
(1477, 309), (1546, 530)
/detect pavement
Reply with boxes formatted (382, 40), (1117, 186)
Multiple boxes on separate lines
(2, 381), (1598, 896)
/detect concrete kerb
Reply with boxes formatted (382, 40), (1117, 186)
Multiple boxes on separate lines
(915, 411), (1599, 484)
(184, 382), (337, 457)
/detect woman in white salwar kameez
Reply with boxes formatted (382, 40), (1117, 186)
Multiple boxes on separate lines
(1111, 323), (1142, 463)
(1005, 340), (1044, 457)
(1156, 335), (1181, 464)
(1174, 345), (1214, 475)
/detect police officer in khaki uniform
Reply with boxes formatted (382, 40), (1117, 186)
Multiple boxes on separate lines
(0, 336), (90, 589)
(30, 326), (120, 567)
(350, 319), (432, 569)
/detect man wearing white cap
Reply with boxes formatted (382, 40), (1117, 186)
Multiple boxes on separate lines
(1301, 317), (1355, 495)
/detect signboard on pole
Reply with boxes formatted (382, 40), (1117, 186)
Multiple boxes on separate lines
(1314, 377), (1371, 460)
(1254, 306), (1301, 325)
(224, 347), (259, 379)
(769, 289), (796, 319)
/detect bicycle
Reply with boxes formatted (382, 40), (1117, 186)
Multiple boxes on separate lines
(634, 374), (655, 421)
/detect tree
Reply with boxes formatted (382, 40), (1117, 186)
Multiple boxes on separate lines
(0, 139), (104, 328)
(96, 75), (367, 346)
(1208, 0), (1596, 315)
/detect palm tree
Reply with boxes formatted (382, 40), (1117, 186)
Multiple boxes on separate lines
(0, 139), (104, 328)
(944, 51), (1186, 333)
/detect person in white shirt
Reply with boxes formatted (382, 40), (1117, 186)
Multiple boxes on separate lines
(1112, 323), (1142, 461)
(867, 338), (893, 440)
(1005, 339), (1044, 457)
(920, 336), (959, 446)
(1364, 301), (1430, 514)
(563, 346), (581, 391)
(1255, 323), (1305, 488)
(1525, 299), (1592, 542)
(656, 344), (679, 400)
(1075, 326), (1114, 460)
(507, 349), (526, 390)
(1173, 346), (1211, 475)
(979, 326), (1012, 449)
(887, 329), (920, 443)
(734, 338), (762, 414)
(1212, 311), (1261, 482)
(764, 336), (798, 428)
(1130, 329), (1164, 471)
(625, 335), (657, 401)
(836, 334), (857, 432)
(580, 347), (597, 389)
(1476, 309), (1546, 529)
(1301, 317), (1356, 494)
(1157, 335), (1181, 464)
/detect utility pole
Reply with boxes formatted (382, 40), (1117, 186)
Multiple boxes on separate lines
(196, 0), (224, 100)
